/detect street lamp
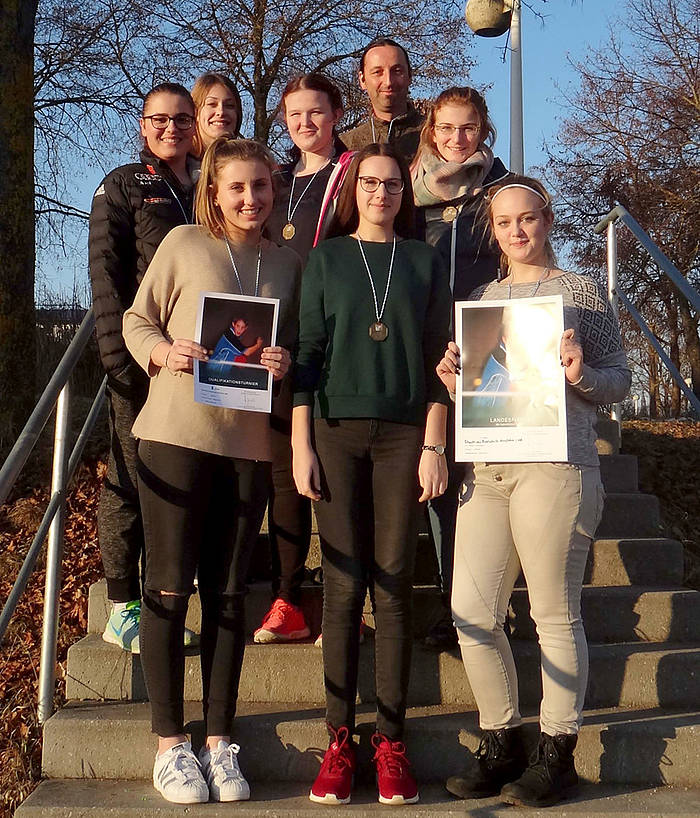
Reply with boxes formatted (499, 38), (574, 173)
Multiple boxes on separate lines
(465, 0), (524, 174)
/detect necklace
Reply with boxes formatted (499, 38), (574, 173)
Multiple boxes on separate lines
(356, 235), (396, 342)
(507, 267), (550, 299)
(282, 159), (330, 240)
(224, 237), (261, 297)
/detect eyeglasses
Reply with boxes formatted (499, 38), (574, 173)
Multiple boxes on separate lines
(143, 113), (195, 131)
(358, 176), (404, 195)
(434, 124), (480, 137)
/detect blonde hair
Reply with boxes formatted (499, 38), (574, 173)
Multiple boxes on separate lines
(481, 174), (557, 277)
(195, 138), (276, 238)
(417, 86), (495, 162)
(191, 73), (243, 158)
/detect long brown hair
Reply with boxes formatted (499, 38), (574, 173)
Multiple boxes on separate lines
(279, 73), (347, 162)
(195, 138), (276, 238)
(326, 143), (415, 239)
(191, 72), (243, 157)
(416, 86), (495, 162)
(481, 174), (557, 277)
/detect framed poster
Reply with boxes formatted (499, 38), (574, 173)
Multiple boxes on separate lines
(455, 295), (567, 462)
(194, 291), (279, 413)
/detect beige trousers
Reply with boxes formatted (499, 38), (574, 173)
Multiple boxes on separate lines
(451, 462), (604, 736)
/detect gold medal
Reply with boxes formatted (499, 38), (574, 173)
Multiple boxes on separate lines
(282, 222), (296, 240)
(442, 206), (458, 223)
(369, 322), (389, 342)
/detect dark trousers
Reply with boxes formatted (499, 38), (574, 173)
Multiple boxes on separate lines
(269, 427), (312, 605)
(313, 418), (423, 740)
(136, 440), (269, 737)
(98, 382), (148, 602)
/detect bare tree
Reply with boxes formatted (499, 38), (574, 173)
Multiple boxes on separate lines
(544, 0), (699, 412)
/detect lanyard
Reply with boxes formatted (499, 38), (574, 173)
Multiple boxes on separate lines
(224, 238), (261, 297)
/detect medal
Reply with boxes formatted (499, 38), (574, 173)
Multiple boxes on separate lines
(442, 205), (458, 223)
(282, 223), (296, 240)
(356, 235), (396, 343)
(284, 160), (330, 243)
(369, 322), (389, 341)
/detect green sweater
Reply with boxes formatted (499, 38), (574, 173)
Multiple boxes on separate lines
(293, 235), (451, 425)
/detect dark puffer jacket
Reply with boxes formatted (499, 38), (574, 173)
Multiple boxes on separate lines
(415, 157), (508, 301)
(88, 149), (198, 392)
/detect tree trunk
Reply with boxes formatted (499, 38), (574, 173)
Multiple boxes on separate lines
(678, 296), (700, 408)
(0, 0), (37, 457)
(648, 341), (660, 419)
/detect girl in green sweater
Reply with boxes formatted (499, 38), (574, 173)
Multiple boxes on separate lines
(291, 143), (452, 806)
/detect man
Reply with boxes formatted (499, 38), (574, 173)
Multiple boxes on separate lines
(342, 37), (425, 164)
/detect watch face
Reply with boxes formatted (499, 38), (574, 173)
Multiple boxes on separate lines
(434, 444), (445, 456)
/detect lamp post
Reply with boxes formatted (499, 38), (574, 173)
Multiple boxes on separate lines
(465, 0), (524, 174)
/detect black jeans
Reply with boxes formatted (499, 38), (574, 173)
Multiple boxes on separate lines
(136, 440), (270, 737)
(313, 418), (423, 740)
(98, 380), (148, 602)
(269, 427), (312, 606)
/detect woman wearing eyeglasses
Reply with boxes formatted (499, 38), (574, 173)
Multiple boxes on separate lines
(410, 87), (508, 650)
(291, 142), (451, 806)
(89, 82), (200, 656)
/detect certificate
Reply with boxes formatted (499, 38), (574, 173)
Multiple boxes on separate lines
(194, 291), (279, 414)
(455, 295), (567, 462)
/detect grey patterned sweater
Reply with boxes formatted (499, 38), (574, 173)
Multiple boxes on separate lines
(472, 272), (631, 466)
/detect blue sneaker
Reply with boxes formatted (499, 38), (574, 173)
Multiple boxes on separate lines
(103, 600), (141, 653)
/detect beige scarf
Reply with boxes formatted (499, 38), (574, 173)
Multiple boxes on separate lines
(412, 145), (494, 206)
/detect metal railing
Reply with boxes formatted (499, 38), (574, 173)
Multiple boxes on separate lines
(0, 309), (106, 722)
(594, 204), (700, 419)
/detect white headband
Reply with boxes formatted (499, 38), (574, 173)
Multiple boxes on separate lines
(489, 183), (548, 205)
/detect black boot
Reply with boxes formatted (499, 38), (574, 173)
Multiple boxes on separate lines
(500, 732), (578, 807)
(445, 726), (528, 799)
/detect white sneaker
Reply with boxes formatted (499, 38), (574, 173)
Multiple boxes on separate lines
(153, 741), (209, 804)
(199, 740), (251, 802)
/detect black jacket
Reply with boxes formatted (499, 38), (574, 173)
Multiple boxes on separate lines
(415, 157), (509, 301)
(88, 149), (198, 392)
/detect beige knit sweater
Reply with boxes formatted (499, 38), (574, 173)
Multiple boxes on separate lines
(123, 225), (301, 461)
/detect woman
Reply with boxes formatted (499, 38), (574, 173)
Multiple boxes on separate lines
(438, 175), (631, 807)
(254, 73), (350, 644)
(192, 72), (243, 156)
(89, 82), (200, 654)
(411, 86), (508, 650)
(291, 143), (452, 805)
(123, 138), (301, 805)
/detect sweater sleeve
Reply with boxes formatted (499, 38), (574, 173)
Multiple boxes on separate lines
(570, 278), (631, 405)
(88, 171), (139, 383)
(293, 249), (327, 406)
(122, 234), (178, 377)
(423, 250), (452, 405)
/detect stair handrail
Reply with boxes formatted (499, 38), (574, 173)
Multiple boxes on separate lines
(594, 204), (700, 418)
(0, 307), (107, 723)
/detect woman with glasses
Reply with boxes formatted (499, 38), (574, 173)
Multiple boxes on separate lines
(192, 72), (243, 156)
(89, 82), (200, 657)
(254, 73), (350, 646)
(410, 87), (508, 650)
(291, 142), (451, 806)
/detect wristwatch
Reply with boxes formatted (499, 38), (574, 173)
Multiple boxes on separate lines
(421, 444), (446, 455)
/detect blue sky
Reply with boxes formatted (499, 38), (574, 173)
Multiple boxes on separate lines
(40, 0), (615, 297)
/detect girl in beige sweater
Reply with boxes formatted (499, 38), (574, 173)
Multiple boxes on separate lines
(123, 139), (301, 805)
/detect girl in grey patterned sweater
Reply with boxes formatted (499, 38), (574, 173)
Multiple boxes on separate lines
(437, 175), (631, 808)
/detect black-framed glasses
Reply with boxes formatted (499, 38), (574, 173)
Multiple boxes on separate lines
(143, 113), (195, 131)
(358, 176), (404, 195)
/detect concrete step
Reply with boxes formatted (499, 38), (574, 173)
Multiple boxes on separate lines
(66, 634), (700, 711)
(16, 779), (700, 817)
(41, 700), (700, 787)
(596, 493), (662, 538)
(87, 533), (686, 636)
(598, 455), (639, 493)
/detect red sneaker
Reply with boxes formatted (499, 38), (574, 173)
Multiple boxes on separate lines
(309, 725), (356, 804)
(253, 598), (311, 643)
(371, 733), (419, 805)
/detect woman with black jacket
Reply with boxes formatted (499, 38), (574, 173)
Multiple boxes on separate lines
(410, 86), (508, 649)
(89, 81), (200, 654)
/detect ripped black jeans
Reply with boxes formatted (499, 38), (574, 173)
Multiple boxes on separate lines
(137, 440), (269, 737)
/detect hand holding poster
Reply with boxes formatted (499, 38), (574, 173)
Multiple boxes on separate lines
(455, 295), (567, 462)
(194, 291), (279, 413)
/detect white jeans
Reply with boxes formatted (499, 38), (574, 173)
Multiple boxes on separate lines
(451, 462), (604, 736)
